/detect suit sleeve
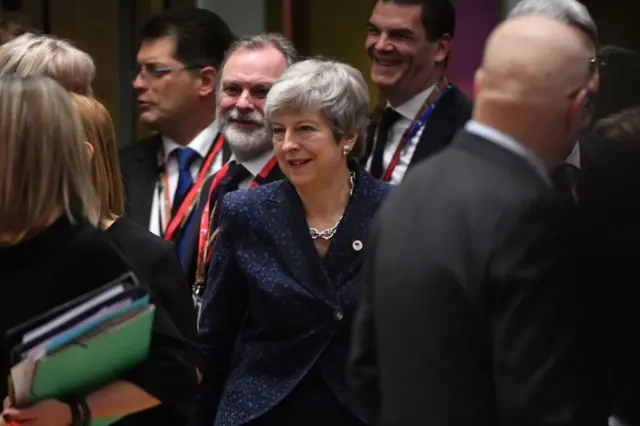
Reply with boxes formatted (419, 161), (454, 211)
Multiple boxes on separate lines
(347, 216), (381, 420)
(85, 229), (198, 418)
(489, 197), (607, 426)
(122, 288), (199, 416)
(150, 246), (198, 347)
(191, 197), (249, 426)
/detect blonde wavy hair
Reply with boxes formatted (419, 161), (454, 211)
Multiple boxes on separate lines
(0, 33), (95, 95)
(0, 76), (98, 244)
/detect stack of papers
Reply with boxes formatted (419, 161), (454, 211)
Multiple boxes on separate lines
(5, 272), (155, 426)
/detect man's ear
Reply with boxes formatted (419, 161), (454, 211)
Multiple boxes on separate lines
(473, 69), (484, 100)
(85, 141), (95, 159)
(433, 34), (452, 64)
(199, 66), (217, 97)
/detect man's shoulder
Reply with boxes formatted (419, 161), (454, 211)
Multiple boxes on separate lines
(119, 133), (162, 162)
(444, 84), (474, 118)
(222, 180), (283, 211)
(107, 217), (174, 263)
(393, 134), (549, 220)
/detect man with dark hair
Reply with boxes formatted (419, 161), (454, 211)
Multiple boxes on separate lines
(350, 15), (609, 426)
(0, 11), (32, 46)
(593, 45), (640, 122)
(119, 8), (235, 262)
(361, 0), (472, 184)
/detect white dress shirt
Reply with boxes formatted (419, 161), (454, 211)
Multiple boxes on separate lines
(149, 121), (224, 236)
(229, 149), (276, 189)
(366, 84), (436, 185)
(565, 142), (580, 169)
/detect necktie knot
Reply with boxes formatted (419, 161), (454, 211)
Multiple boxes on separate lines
(380, 107), (401, 129)
(223, 161), (252, 189)
(174, 147), (200, 172)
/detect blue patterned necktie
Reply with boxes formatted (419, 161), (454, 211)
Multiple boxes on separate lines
(172, 147), (200, 215)
(171, 147), (200, 260)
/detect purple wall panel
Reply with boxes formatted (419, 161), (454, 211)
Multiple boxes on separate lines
(448, 0), (501, 97)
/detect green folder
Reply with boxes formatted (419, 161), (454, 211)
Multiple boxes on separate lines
(29, 305), (155, 426)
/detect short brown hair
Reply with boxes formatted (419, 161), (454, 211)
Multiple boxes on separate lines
(70, 94), (125, 220)
(0, 12), (32, 46)
(594, 106), (640, 143)
(0, 75), (97, 243)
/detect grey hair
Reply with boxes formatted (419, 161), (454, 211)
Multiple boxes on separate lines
(508, 0), (598, 46)
(0, 33), (95, 96)
(264, 57), (370, 159)
(216, 32), (297, 92)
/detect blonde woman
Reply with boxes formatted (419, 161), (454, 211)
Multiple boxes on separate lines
(0, 32), (94, 95)
(0, 76), (196, 426)
(70, 94), (198, 426)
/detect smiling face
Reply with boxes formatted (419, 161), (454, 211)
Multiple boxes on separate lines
(365, 1), (449, 105)
(217, 45), (288, 161)
(271, 108), (355, 188)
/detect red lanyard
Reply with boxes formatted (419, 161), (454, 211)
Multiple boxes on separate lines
(377, 77), (450, 182)
(158, 134), (224, 242)
(194, 155), (278, 288)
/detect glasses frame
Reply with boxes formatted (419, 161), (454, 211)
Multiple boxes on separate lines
(134, 63), (207, 83)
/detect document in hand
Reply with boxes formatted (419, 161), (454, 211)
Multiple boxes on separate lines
(5, 272), (155, 426)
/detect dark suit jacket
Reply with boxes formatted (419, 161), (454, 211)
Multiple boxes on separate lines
(118, 133), (231, 229)
(578, 133), (609, 173)
(192, 165), (391, 426)
(577, 139), (640, 426)
(105, 217), (197, 345)
(0, 215), (198, 424)
(119, 134), (163, 228)
(348, 130), (608, 426)
(360, 84), (472, 172)
(104, 217), (198, 426)
(180, 161), (285, 286)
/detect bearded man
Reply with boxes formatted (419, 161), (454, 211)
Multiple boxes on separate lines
(181, 33), (297, 296)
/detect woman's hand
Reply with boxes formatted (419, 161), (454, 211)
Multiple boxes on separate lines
(2, 399), (71, 426)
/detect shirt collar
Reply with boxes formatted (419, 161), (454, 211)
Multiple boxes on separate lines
(162, 120), (219, 158)
(230, 149), (275, 177)
(386, 84), (437, 120)
(565, 143), (580, 168)
(465, 120), (551, 184)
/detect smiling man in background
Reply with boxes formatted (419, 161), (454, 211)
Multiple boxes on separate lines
(181, 34), (296, 297)
(361, 0), (472, 184)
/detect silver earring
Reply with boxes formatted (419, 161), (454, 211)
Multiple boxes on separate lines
(343, 145), (351, 156)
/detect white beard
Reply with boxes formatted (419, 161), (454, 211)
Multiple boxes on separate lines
(222, 124), (271, 161)
(218, 107), (272, 161)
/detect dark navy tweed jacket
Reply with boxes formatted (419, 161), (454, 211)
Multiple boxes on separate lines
(192, 163), (392, 426)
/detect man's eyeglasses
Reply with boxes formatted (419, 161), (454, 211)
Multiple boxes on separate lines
(588, 56), (609, 76)
(133, 63), (205, 83)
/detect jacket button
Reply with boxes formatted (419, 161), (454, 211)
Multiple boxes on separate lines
(334, 310), (344, 321)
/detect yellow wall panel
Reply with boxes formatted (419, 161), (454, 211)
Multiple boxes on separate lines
(307, 0), (380, 108)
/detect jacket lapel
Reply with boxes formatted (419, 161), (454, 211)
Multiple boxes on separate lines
(266, 182), (334, 305)
(265, 164), (379, 301)
(409, 85), (471, 168)
(322, 165), (378, 287)
(130, 134), (162, 227)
